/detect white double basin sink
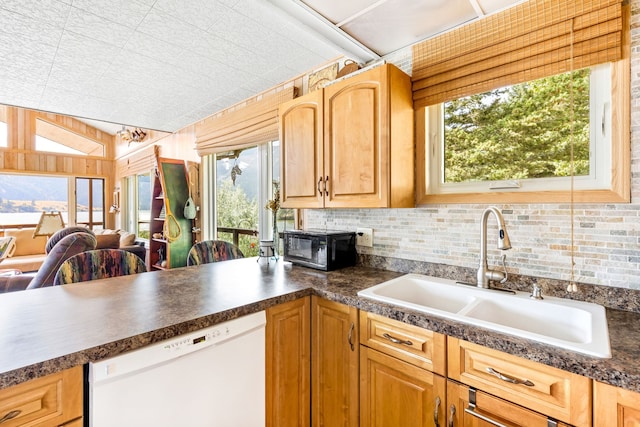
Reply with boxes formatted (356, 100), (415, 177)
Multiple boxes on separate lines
(357, 274), (611, 358)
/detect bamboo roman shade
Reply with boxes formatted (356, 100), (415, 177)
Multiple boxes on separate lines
(412, 0), (624, 108)
(195, 87), (296, 156)
(116, 145), (159, 177)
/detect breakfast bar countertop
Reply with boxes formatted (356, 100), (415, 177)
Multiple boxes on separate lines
(1, 257), (639, 393)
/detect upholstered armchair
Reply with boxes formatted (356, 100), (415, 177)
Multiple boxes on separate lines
(53, 249), (147, 285)
(0, 227), (97, 293)
(186, 240), (244, 266)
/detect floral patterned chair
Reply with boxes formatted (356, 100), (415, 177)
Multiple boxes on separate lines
(53, 249), (147, 286)
(186, 240), (244, 266)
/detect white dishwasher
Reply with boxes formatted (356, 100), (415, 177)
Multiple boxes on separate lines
(89, 311), (266, 427)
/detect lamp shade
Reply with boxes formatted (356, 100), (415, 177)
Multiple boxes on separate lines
(33, 212), (66, 237)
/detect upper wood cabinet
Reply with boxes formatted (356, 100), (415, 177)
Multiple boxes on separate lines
(279, 63), (414, 209)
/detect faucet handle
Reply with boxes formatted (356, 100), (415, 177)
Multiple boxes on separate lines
(498, 254), (508, 284)
(530, 283), (543, 300)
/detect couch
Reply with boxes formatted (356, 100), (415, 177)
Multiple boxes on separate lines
(0, 228), (48, 272)
(92, 229), (147, 263)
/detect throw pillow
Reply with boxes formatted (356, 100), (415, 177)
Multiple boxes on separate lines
(95, 234), (121, 249)
(118, 231), (136, 247)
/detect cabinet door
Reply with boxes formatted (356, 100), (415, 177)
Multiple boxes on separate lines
(594, 380), (640, 426)
(447, 381), (571, 427)
(279, 90), (324, 208)
(0, 366), (83, 427)
(324, 65), (388, 208)
(360, 346), (446, 427)
(312, 296), (359, 426)
(265, 297), (311, 427)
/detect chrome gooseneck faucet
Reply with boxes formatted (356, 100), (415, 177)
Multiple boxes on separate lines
(477, 207), (512, 288)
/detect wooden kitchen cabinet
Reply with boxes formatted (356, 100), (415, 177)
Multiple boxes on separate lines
(279, 63), (414, 209)
(0, 365), (83, 427)
(594, 380), (640, 426)
(311, 296), (359, 426)
(265, 297), (311, 427)
(448, 338), (592, 427)
(447, 380), (571, 426)
(360, 310), (446, 376)
(359, 311), (447, 426)
(279, 89), (324, 208)
(360, 346), (446, 427)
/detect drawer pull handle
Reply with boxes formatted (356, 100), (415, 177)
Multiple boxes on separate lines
(464, 406), (508, 427)
(348, 322), (355, 351)
(448, 404), (456, 427)
(486, 367), (534, 387)
(0, 410), (21, 424)
(317, 177), (323, 195)
(382, 333), (413, 346)
(434, 396), (441, 426)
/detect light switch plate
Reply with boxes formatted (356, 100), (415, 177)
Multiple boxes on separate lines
(356, 228), (373, 247)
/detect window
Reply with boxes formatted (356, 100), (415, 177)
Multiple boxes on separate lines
(75, 178), (104, 229)
(124, 173), (151, 240)
(211, 141), (294, 257)
(35, 119), (105, 156)
(421, 64), (623, 201)
(0, 174), (69, 227)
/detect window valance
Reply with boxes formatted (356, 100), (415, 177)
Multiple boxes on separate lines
(412, 0), (624, 108)
(116, 145), (159, 177)
(195, 87), (297, 156)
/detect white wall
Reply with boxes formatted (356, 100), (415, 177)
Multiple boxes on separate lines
(305, 1), (640, 290)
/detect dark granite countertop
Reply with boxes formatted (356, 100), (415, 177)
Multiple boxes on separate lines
(0, 257), (638, 394)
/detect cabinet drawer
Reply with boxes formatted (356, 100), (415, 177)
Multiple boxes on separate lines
(448, 338), (591, 427)
(0, 365), (83, 427)
(448, 380), (572, 427)
(359, 311), (446, 375)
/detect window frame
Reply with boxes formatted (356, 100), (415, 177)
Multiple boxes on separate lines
(416, 58), (630, 204)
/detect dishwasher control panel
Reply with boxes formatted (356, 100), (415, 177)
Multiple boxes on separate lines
(163, 325), (230, 352)
(90, 311), (266, 382)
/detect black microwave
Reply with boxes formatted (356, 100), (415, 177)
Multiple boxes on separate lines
(283, 229), (357, 271)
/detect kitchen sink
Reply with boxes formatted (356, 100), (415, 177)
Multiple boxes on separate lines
(358, 274), (611, 358)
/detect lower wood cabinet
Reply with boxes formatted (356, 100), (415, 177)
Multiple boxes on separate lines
(266, 297), (311, 427)
(360, 346), (446, 427)
(448, 338), (592, 427)
(0, 365), (83, 427)
(594, 380), (640, 426)
(447, 380), (571, 426)
(311, 296), (359, 427)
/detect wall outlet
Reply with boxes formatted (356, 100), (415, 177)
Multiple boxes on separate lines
(356, 228), (373, 247)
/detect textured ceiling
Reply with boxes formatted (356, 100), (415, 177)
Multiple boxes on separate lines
(0, 0), (346, 133)
(0, 0), (523, 135)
